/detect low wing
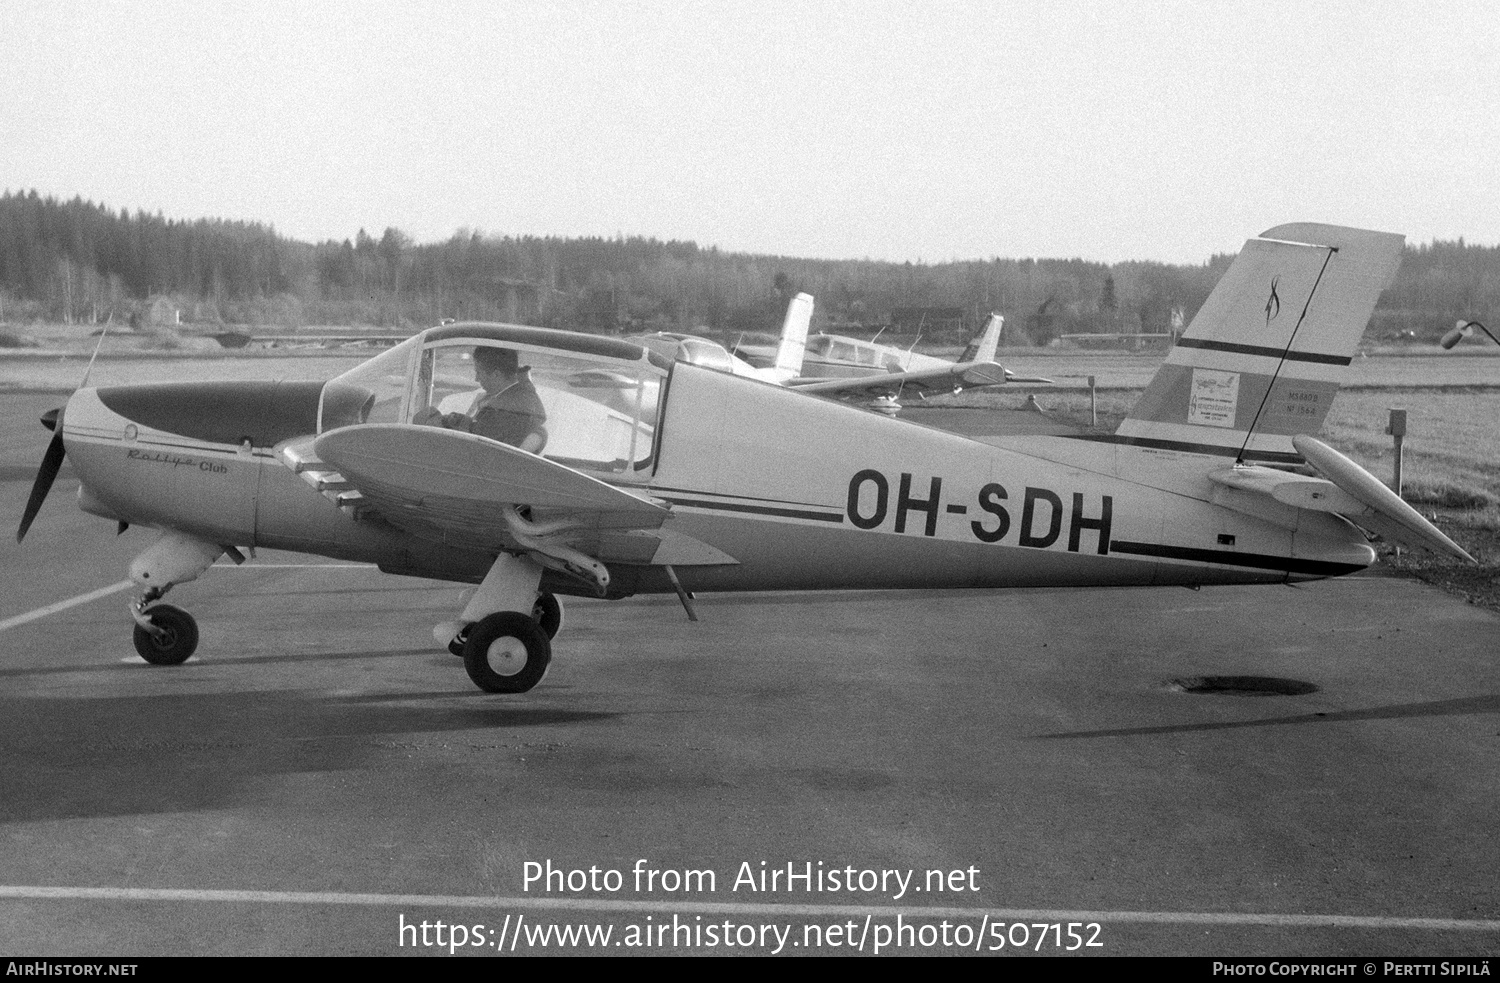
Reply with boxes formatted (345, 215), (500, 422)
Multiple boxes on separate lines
(1207, 436), (1472, 561)
(285, 424), (736, 594)
(315, 424), (667, 523)
(789, 360), (1030, 400)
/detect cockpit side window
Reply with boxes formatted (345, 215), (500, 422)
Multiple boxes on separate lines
(411, 339), (664, 476)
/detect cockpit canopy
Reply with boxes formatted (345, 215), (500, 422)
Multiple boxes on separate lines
(318, 323), (671, 478)
(806, 335), (887, 367)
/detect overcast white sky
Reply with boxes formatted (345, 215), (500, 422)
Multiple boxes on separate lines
(5, 1), (1498, 264)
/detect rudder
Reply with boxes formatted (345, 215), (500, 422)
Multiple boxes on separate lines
(960, 313), (1003, 364)
(772, 292), (813, 377)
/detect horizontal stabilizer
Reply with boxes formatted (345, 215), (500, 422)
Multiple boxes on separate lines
(1208, 466), (1366, 514)
(1292, 436), (1473, 561)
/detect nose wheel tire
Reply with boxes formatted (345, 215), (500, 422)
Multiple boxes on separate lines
(462, 612), (551, 693)
(132, 604), (200, 665)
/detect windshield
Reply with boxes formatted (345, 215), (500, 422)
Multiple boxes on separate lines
(318, 336), (420, 431)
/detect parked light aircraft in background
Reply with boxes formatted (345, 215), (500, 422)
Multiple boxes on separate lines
(627, 293), (812, 384)
(773, 310), (1008, 377)
(16, 223), (1471, 696)
(741, 312), (1051, 406)
(636, 294), (1028, 409)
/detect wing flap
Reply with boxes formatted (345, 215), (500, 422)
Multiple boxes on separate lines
(597, 528), (740, 567)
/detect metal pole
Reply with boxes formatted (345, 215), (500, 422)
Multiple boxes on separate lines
(1386, 408), (1407, 496)
(1089, 375), (1097, 428)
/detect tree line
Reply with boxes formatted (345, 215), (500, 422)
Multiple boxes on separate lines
(2, 189), (1494, 345)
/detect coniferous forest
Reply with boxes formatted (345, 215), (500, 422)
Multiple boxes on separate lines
(1, 189), (1494, 345)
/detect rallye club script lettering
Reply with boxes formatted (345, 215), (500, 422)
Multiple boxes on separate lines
(846, 470), (1112, 554)
(125, 449), (227, 473)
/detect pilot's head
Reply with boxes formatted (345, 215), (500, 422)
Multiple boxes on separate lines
(473, 346), (521, 389)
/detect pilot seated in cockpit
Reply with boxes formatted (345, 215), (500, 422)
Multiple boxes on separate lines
(416, 346), (548, 453)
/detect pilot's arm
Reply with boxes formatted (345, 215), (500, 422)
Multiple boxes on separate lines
(470, 403), (547, 450)
(413, 391), (483, 429)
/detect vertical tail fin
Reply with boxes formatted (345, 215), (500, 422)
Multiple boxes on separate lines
(773, 292), (813, 377)
(960, 313), (1003, 364)
(1116, 223), (1404, 463)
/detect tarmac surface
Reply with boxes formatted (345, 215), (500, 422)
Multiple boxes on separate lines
(1, 388), (1499, 957)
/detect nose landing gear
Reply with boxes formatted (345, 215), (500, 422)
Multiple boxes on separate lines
(124, 530), (226, 666)
(130, 592), (200, 665)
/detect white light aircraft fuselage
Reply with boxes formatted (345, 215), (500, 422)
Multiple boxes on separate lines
(16, 223), (1470, 695)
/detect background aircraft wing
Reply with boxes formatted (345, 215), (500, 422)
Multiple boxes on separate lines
(788, 360), (1035, 399)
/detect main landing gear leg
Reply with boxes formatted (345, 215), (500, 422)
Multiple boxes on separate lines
(126, 531), (225, 666)
(445, 553), (555, 694)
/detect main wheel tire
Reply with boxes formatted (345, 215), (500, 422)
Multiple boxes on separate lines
(462, 612), (551, 693)
(447, 622), (472, 657)
(132, 604), (199, 665)
(532, 592), (563, 639)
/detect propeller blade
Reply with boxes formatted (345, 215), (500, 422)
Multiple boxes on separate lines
(17, 428), (67, 542)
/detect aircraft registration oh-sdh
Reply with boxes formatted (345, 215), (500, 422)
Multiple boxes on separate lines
(15, 223), (1474, 695)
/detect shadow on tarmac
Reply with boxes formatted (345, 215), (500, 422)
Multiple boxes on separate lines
(1034, 693), (1500, 739)
(0, 689), (619, 823)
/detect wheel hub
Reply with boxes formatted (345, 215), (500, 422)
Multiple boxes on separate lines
(485, 636), (529, 676)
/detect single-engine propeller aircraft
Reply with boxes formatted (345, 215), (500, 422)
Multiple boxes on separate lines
(741, 310), (1052, 406)
(741, 312), (1050, 399)
(627, 292), (812, 383)
(16, 223), (1472, 695)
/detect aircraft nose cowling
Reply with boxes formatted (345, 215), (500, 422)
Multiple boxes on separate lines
(92, 380), (328, 447)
